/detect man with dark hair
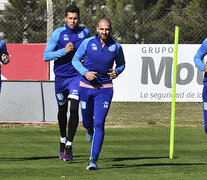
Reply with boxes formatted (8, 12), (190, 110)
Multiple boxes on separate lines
(0, 40), (10, 94)
(43, 4), (90, 161)
(72, 17), (125, 170)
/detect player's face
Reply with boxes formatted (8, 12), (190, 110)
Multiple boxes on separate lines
(65, 12), (79, 29)
(96, 21), (111, 41)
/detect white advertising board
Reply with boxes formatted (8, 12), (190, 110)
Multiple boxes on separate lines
(112, 44), (204, 102)
(50, 44), (205, 102)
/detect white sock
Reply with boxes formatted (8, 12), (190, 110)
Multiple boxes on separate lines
(66, 141), (72, 146)
(60, 137), (67, 144)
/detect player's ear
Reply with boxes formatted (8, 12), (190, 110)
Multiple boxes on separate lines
(96, 26), (99, 33)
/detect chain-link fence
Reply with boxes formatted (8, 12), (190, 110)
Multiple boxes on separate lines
(0, 12), (207, 44)
(0, 11), (205, 128)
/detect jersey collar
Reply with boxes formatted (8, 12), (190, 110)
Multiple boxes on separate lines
(65, 24), (80, 33)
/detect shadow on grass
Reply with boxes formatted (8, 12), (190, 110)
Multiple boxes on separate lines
(0, 155), (88, 162)
(103, 156), (169, 162)
(105, 162), (207, 169)
(100, 156), (207, 169)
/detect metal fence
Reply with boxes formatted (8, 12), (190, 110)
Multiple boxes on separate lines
(0, 11), (205, 128)
(0, 11), (207, 44)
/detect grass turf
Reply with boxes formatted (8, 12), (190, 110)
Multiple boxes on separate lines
(0, 125), (207, 180)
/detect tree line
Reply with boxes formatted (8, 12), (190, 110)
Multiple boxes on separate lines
(0, 0), (206, 44)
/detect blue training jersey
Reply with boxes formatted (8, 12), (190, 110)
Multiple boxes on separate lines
(0, 40), (9, 83)
(72, 34), (125, 86)
(194, 38), (207, 85)
(43, 24), (90, 77)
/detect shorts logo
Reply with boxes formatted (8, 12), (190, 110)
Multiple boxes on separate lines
(72, 89), (78, 95)
(57, 93), (64, 101)
(81, 101), (86, 109)
(204, 102), (207, 111)
(103, 101), (109, 108)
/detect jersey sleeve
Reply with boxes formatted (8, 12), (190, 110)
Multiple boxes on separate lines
(114, 43), (126, 76)
(43, 28), (67, 61)
(194, 38), (207, 71)
(72, 38), (91, 76)
(83, 28), (91, 38)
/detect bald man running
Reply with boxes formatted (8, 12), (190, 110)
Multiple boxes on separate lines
(72, 18), (125, 170)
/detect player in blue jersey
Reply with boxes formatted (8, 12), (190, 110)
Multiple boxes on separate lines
(43, 4), (90, 161)
(194, 38), (207, 134)
(0, 40), (10, 93)
(72, 18), (125, 170)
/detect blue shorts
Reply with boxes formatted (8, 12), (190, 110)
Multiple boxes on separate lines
(55, 75), (80, 106)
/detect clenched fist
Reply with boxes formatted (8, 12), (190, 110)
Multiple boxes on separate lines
(108, 69), (117, 79)
(1, 54), (10, 64)
(65, 42), (74, 53)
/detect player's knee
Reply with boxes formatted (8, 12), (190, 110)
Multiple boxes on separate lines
(58, 103), (68, 114)
(70, 99), (79, 114)
(94, 122), (105, 133)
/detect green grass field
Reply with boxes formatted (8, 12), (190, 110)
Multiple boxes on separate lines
(1, 124), (207, 180)
(107, 102), (203, 127)
(0, 102), (206, 179)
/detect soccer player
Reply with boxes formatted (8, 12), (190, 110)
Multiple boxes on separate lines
(72, 18), (125, 170)
(43, 5), (90, 161)
(194, 38), (207, 133)
(0, 40), (10, 93)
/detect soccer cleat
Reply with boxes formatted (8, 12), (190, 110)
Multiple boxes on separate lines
(86, 157), (98, 170)
(63, 145), (73, 161)
(86, 127), (94, 142)
(59, 142), (65, 160)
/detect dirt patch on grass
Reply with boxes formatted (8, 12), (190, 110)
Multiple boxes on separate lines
(0, 122), (57, 128)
